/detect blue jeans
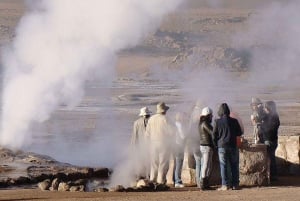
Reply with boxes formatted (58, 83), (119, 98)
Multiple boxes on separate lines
(218, 147), (239, 187)
(200, 146), (213, 179)
(264, 141), (278, 179)
(174, 151), (184, 184)
(193, 146), (201, 187)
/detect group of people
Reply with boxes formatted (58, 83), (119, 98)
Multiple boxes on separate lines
(250, 98), (280, 181)
(131, 98), (280, 190)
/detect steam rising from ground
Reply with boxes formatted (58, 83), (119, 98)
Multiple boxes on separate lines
(1, 0), (300, 188)
(233, 1), (300, 87)
(0, 0), (182, 149)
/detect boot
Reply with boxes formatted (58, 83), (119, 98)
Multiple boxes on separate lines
(203, 177), (212, 190)
(200, 178), (205, 190)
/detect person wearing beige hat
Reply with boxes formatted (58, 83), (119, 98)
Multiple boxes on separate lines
(131, 107), (152, 179)
(145, 102), (173, 184)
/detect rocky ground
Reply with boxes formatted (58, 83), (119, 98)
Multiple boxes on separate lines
(0, 178), (299, 201)
(0, 0), (299, 200)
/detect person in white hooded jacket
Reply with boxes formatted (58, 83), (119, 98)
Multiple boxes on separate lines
(131, 107), (152, 179)
(146, 102), (174, 184)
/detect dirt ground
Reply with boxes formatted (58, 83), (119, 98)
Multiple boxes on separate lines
(0, 176), (300, 201)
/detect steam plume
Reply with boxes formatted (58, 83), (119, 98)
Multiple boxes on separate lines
(233, 1), (300, 87)
(0, 0), (182, 149)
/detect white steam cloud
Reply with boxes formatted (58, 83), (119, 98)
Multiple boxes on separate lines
(0, 0), (182, 149)
(234, 1), (300, 87)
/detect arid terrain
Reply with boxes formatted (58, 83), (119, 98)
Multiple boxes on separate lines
(0, 0), (299, 200)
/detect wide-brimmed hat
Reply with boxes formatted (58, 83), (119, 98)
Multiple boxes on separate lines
(201, 107), (213, 116)
(251, 97), (262, 106)
(156, 102), (169, 114)
(139, 107), (152, 116)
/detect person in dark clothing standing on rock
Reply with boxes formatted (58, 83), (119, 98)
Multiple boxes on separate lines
(198, 107), (214, 190)
(250, 97), (266, 144)
(261, 101), (280, 182)
(213, 103), (243, 191)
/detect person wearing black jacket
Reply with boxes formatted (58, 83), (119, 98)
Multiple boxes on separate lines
(198, 107), (214, 190)
(261, 101), (280, 182)
(213, 103), (243, 191)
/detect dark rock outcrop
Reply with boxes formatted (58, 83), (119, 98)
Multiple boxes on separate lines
(0, 147), (109, 189)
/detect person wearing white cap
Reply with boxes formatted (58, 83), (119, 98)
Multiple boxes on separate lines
(198, 107), (214, 190)
(146, 102), (173, 184)
(131, 106), (152, 179)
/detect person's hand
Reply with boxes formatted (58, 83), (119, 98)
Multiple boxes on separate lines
(264, 141), (271, 146)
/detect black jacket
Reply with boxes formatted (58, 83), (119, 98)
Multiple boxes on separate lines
(213, 103), (243, 148)
(199, 121), (214, 147)
(261, 113), (280, 142)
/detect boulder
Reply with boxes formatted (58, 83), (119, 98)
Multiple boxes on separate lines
(136, 179), (149, 188)
(239, 144), (269, 186)
(50, 178), (61, 191)
(58, 182), (70, 191)
(109, 185), (125, 192)
(276, 135), (300, 175)
(69, 185), (85, 192)
(37, 179), (51, 191)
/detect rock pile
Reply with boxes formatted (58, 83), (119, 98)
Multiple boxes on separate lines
(0, 147), (109, 188)
(96, 179), (169, 193)
(38, 178), (86, 192)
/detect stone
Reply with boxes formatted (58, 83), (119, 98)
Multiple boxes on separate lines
(58, 182), (70, 191)
(95, 188), (109, 192)
(69, 185), (85, 192)
(50, 178), (60, 191)
(74, 179), (87, 186)
(286, 136), (300, 174)
(109, 185), (125, 192)
(276, 135), (300, 175)
(38, 179), (51, 191)
(136, 179), (149, 188)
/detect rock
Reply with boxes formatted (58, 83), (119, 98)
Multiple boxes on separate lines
(92, 168), (110, 178)
(69, 185), (85, 192)
(285, 136), (300, 174)
(38, 179), (51, 191)
(154, 183), (170, 191)
(95, 188), (109, 192)
(74, 179), (87, 186)
(58, 182), (70, 191)
(136, 179), (149, 188)
(276, 135), (300, 175)
(239, 172), (268, 186)
(50, 178), (61, 191)
(239, 144), (269, 186)
(109, 185), (125, 192)
(138, 182), (155, 192)
(240, 145), (268, 174)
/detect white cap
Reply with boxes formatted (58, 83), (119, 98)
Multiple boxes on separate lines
(201, 107), (213, 116)
(139, 107), (152, 116)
